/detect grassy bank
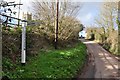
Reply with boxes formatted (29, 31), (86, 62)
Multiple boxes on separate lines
(3, 42), (87, 79)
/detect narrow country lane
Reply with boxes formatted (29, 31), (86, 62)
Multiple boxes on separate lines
(79, 39), (120, 79)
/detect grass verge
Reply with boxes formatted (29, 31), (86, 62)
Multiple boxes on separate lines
(3, 42), (87, 79)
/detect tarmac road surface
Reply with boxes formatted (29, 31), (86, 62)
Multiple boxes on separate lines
(78, 39), (120, 80)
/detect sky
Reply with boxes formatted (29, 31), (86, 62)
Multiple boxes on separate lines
(77, 2), (102, 27)
(2, 0), (119, 37)
(1, 0), (103, 37)
(3, 0), (102, 26)
(2, 0), (118, 29)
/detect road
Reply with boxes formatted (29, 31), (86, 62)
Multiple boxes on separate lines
(78, 39), (120, 79)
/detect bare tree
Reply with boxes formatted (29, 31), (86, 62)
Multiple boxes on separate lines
(95, 2), (118, 30)
(94, 2), (118, 54)
(94, 2), (118, 42)
(31, 0), (83, 48)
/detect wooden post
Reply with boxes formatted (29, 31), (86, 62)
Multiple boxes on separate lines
(55, 0), (59, 49)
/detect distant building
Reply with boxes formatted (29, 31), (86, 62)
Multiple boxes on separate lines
(22, 12), (32, 21)
(79, 30), (86, 38)
(22, 12), (34, 26)
(22, 12), (43, 27)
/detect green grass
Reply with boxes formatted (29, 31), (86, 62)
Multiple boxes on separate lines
(3, 42), (87, 79)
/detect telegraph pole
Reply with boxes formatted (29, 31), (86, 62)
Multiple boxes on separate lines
(55, 0), (59, 49)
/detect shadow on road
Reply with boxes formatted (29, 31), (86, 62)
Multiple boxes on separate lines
(78, 39), (120, 79)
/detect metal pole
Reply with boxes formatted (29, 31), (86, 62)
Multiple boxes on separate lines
(18, 0), (21, 27)
(21, 21), (26, 65)
(55, 0), (59, 49)
(0, 3), (2, 79)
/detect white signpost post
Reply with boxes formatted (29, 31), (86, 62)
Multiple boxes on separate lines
(21, 21), (26, 65)
(0, 0), (26, 65)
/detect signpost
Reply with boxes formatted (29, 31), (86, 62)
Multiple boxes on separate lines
(21, 21), (26, 65)
(0, 13), (27, 65)
(0, 1), (27, 66)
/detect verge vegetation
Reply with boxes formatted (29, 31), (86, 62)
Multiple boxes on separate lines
(3, 41), (87, 79)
